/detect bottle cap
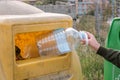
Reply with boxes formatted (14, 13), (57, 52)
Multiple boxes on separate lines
(79, 31), (88, 45)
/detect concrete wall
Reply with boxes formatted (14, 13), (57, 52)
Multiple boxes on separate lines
(34, 5), (76, 19)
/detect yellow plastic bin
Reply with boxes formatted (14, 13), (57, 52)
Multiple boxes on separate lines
(0, 13), (83, 80)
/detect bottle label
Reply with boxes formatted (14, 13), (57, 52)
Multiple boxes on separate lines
(54, 28), (71, 54)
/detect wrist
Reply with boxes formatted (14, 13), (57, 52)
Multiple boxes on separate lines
(94, 43), (100, 51)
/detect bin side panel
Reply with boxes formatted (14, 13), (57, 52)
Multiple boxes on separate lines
(0, 24), (14, 80)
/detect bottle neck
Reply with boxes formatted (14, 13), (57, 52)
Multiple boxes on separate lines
(79, 31), (88, 45)
(65, 28), (80, 50)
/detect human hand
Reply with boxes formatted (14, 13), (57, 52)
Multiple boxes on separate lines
(81, 32), (100, 51)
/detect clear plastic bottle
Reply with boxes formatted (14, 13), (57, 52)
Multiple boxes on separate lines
(37, 28), (88, 57)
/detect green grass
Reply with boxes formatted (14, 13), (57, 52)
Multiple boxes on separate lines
(77, 46), (104, 80)
(75, 15), (110, 80)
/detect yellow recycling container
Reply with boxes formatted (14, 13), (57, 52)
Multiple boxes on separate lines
(0, 13), (83, 80)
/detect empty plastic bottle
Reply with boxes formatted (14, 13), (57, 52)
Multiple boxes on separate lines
(37, 28), (88, 57)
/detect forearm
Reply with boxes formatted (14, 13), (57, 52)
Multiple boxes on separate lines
(97, 46), (120, 68)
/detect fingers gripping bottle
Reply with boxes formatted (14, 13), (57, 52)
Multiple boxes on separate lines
(37, 28), (88, 57)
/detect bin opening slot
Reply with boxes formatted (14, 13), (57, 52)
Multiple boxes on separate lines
(15, 30), (53, 60)
(14, 28), (69, 61)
